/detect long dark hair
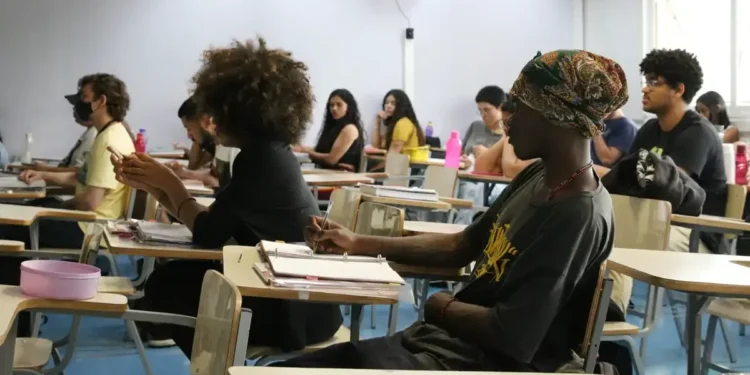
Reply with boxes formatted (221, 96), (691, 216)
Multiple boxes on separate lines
(315, 89), (365, 152)
(382, 89), (425, 149)
(697, 91), (731, 128)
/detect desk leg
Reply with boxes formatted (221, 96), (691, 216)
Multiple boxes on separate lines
(0, 318), (17, 373)
(387, 303), (399, 336)
(686, 295), (709, 375)
(29, 221), (39, 250)
(688, 229), (701, 253)
(350, 304), (363, 343)
(234, 309), (253, 366)
(483, 183), (493, 207)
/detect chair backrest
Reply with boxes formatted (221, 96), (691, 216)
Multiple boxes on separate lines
(123, 187), (136, 220)
(354, 202), (404, 237)
(143, 193), (160, 221)
(580, 261), (612, 373)
(724, 184), (747, 242)
(328, 188), (362, 231)
(190, 270), (243, 375)
(78, 224), (105, 265)
(384, 153), (410, 187)
(423, 165), (458, 197)
(611, 194), (672, 251)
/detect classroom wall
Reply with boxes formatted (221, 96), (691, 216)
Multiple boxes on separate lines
(0, 0), (576, 158)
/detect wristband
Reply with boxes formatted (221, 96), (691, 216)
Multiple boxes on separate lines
(439, 297), (457, 324)
(177, 197), (197, 217)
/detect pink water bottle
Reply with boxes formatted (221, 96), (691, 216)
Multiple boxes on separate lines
(134, 129), (146, 153)
(444, 130), (462, 169)
(736, 143), (748, 185)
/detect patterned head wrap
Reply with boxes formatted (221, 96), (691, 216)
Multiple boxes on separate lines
(509, 50), (629, 139)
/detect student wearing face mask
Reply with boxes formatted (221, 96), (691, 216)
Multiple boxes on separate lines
(0, 73), (136, 336)
(293, 89), (365, 171)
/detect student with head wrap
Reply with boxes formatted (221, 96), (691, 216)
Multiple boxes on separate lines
(275, 50), (629, 372)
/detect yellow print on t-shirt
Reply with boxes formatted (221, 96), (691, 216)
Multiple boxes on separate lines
(474, 221), (518, 282)
(650, 147), (663, 156)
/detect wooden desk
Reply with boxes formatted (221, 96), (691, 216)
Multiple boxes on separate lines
(0, 204), (96, 227)
(301, 168), (340, 175)
(104, 231), (222, 261)
(0, 178), (46, 200)
(222, 246), (398, 342)
(457, 172), (512, 207)
(608, 248), (750, 375)
(147, 150), (185, 159)
(361, 194), (452, 211)
(0, 285), (127, 373)
(403, 221), (467, 235)
(364, 148), (387, 156)
(228, 367), (553, 375)
(303, 173), (374, 187)
(0, 190), (45, 200)
(368, 155), (467, 170)
(183, 180), (215, 196)
(670, 213), (750, 254)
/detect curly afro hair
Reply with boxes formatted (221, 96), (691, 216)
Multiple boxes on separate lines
(77, 73), (130, 122)
(191, 38), (313, 145)
(639, 49), (703, 103)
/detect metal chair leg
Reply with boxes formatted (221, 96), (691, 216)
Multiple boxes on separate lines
(126, 320), (154, 375)
(718, 317), (738, 363)
(623, 337), (645, 375)
(702, 315), (719, 375)
(740, 324), (746, 336)
(370, 305), (376, 329)
(666, 290), (687, 350)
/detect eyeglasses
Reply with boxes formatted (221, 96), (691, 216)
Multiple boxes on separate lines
(642, 78), (666, 88)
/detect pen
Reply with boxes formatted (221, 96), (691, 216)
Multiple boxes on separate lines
(314, 201), (333, 253)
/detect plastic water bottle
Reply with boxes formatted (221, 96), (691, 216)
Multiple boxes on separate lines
(736, 143), (748, 185)
(22, 133), (33, 164)
(135, 129), (147, 153)
(444, 130), (462, 169)
(425, 122), (434, 138)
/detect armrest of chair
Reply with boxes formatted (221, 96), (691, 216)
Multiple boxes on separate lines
(438, 197), (473, 209)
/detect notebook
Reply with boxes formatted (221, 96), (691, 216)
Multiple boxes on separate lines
(0, 176), (45, 190)
(258, 241), (405, 285)
(253, 262), (401, 293)
(358, 184), (438, 202)
(135, 222), (193, 245)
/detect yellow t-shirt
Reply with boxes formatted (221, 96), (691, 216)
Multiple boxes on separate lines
(76, 122), (136, 231)
(391, 117), (420, 153)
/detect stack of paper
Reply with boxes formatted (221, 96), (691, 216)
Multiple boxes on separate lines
(135, 222), (193, 245)
(359, 184), (438, 202)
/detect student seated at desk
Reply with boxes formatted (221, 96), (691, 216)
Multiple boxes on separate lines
(176, 96), (215, 170)
(112, 38), (342, 354)
(293, 89), (365, 171)
(275, 50), (628, 372)
(590, 107), (636, 168)
(474, 101), (536, 179)
(463, 86), (506, 158)
(696, 91), (738, 143)
(369, 89), (425, 170)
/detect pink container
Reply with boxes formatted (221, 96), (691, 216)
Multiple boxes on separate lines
(20, 260), (101, 300)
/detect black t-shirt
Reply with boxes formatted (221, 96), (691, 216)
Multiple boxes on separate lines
(192, 139), (343, 350)
(630, 110), (727, 251)
(400, 161), (614, 372)
(313, 123), (364, 171)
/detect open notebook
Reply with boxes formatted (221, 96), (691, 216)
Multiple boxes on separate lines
(258, 240), (405, 285)
(0, 176), (45, 190)
(135, 222), (193, 245)
(359, 184), (438, 202)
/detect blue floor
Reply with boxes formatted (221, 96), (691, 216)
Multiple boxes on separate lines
(36, 257), (750, 374)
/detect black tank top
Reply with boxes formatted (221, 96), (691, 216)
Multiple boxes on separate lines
(314, 123), (363, 171)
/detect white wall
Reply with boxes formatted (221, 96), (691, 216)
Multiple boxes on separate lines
(583, 0), (648, 122)
(0, 0), (576, 158)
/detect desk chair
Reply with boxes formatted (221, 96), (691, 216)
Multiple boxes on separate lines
(246, 202), (404, 366)
(603, 195), (672, 375)
(702, 298), (750, 374)
(383, 153), (413, 187)
(328, 188), (362, 231)
(579, 262), (614, 373)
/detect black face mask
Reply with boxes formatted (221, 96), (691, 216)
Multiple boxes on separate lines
(74, 100), (93, 121)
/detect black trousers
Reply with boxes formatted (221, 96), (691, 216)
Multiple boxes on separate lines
(139, 260), (342, 358)
(0, 198), (85, 337)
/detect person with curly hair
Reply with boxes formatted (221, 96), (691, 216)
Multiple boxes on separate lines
(274, 49), (627, 372)
(293, 88), (365, 171)
(111, 38), (342, 354)
(0, 73), (136, 337)
(696, 90), (738, 143)
(371, 89), (425, 151)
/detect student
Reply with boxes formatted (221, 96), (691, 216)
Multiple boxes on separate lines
(275, 50), (628, 372)
(590, 107), (637, 167)
(0, 131), (9, 169)
(696, 91), (737, 143)
(167, 97), (220, 188)
(112, 38), (342, 356)
(293, 89), (365, 171)
(473, 102), (536, 179)
(370, 89), (425, 154)
(463, 86), (506, 158)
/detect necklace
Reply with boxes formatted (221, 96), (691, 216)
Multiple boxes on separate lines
(547, 162), (594, 201)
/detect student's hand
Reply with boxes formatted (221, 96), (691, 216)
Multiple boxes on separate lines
(424, 291), (454, 325)
(460, 155), (473, 168)
(167, 161), (184, 174)
(304, 216), (357, 254)
(472, 145), (488, 158)
(119, 153), (181, 191)
(377, 111), (389, 120)
(18, 170), (45, 184)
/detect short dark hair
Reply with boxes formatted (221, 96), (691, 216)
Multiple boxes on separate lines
(191, 38), (313, 145)
(77, 73), (130, 121)
(639, 49), (703, 103)
(475, 86), (507, 107)
(178, 97), (199, 120)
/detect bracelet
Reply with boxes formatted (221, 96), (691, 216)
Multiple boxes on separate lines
(177, 197), (196, 217)
(439, 297), (457, 324)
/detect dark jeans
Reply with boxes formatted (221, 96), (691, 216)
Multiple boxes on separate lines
(139, 260), (343, 358)
(0, 199), (85, 337)
(273, 333), (440, 369)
